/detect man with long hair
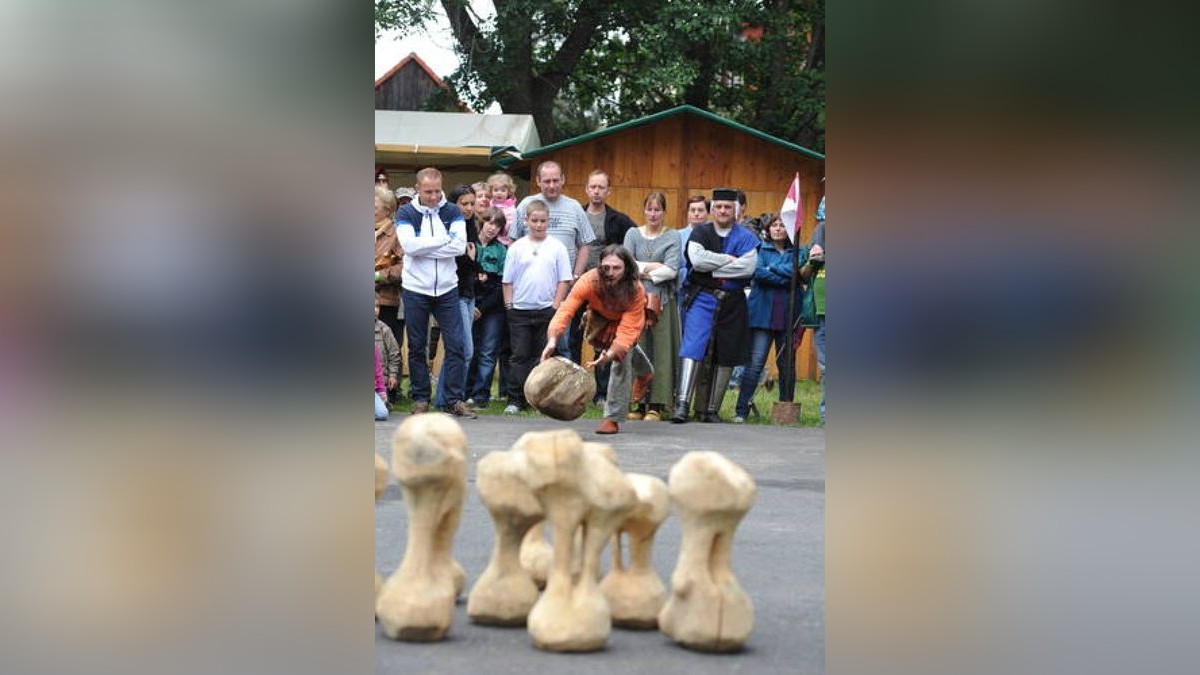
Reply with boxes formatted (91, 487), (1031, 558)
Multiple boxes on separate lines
(541, 245), (650, 435)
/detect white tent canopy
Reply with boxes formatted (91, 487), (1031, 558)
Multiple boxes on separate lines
(374, 111), (541, 169)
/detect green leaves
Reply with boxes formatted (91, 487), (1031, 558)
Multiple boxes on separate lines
(375, 0), (823, 148)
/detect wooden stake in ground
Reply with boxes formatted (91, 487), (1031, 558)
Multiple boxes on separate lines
(517, 430), (637, 652)
(599, 473), (670, 628)
(376, 413), (468, 641)
(467, 448), (544, 625)
(659, 451), (757, 652)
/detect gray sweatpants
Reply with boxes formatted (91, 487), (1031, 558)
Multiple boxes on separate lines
(603, 344), (653, 422)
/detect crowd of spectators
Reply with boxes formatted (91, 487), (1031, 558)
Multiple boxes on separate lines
(373, 164), (825, 429)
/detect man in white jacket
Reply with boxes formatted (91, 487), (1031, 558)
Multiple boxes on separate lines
(394, 167), (477, 418)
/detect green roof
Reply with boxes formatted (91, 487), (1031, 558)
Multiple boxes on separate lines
(496, 105), (824, 167)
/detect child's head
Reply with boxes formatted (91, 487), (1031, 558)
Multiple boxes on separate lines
(524, 200), (550, 238)
(479, 206), (506, 241)
(472, 181), (490, 210)
(487, 172), (516, 201)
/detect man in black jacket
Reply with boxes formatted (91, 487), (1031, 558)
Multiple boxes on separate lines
(579, 169), (638, 401)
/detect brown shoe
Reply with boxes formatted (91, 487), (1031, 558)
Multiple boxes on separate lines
(447, 401), (478, 419)
(631, 373), (653, 403)
(595, 418), (619, 435)
(411, 401), (430, 415)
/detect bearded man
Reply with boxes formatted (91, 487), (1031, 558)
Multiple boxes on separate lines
(672, 187), (760, 423)
(542, 245), (650, 435)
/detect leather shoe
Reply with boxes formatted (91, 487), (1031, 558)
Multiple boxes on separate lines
(670, 403), (689, 424)
(447, 401), (478, 419)
(595, 418), (619, 434)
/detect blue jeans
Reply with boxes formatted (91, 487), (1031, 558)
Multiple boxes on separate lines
(556, 327), (570, 359)
(469, 310), (505, 404)
(813, 315), (825, 423)
(735, 329), (788, 418)
(436, 296), (475, 407)
(374, 393), (388, 420)
(403, 288), (467, 406)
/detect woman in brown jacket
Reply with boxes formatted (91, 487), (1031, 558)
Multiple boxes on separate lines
(374, 186), (405, 398)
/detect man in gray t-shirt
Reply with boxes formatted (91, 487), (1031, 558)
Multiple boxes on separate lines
(512, 161), (594, 281)
(585, 209), (606, 269)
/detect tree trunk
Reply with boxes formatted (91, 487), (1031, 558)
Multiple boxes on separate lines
(530, 83), (558, 144)
(683, 42), (716, 109)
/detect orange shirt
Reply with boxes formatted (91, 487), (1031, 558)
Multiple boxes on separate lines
(548, 269), (646, 358)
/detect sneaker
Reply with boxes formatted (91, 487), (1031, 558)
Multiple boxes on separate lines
(644, 409), (662, 422)
(411, 401), (430, 415)
(465, 398), (476, 406)
(447, 401), (478, 419)
(628, 409), (644, 421)
(732, 416), (746, 424)
(503, 404), (521, 415)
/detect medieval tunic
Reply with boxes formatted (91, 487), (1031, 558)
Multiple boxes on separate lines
(680, 221), (759, 365)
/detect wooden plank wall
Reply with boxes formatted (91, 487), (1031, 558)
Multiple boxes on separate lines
(375, 62), (441, 111)
(522, 113), (824, 380)
(531, 116), (822, 246)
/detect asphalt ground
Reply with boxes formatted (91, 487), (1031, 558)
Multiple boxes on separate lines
(375, 413), (824, 674)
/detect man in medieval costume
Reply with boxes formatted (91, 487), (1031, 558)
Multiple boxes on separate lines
(672, 187), (759, 423)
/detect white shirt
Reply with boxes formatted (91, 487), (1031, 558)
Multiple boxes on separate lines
(502, 236), (572, 310)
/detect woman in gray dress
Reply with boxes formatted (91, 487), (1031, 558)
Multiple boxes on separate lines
(622, 192), (681, 421)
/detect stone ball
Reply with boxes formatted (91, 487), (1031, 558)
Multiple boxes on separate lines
(524, 356), (597, 421)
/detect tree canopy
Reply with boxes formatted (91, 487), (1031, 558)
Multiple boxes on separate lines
(376, 0), (823, 151)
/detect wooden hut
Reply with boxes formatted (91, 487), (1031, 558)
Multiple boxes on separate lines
(500, 105), (825, 381)
(374, 52), (464, 112)
(499, 105), (824, 245)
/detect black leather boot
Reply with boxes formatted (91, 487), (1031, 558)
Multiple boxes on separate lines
(670, 401), (691, 424)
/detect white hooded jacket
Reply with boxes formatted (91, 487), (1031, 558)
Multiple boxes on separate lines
(394, 196), (467, 297)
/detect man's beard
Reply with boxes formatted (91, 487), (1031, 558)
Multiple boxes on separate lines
(598, 273), (635, 312)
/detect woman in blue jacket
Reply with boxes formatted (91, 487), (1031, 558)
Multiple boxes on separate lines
(733, 215), (806, 423)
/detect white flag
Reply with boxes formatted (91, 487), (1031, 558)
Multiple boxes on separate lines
(780, 172), (802, 243)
